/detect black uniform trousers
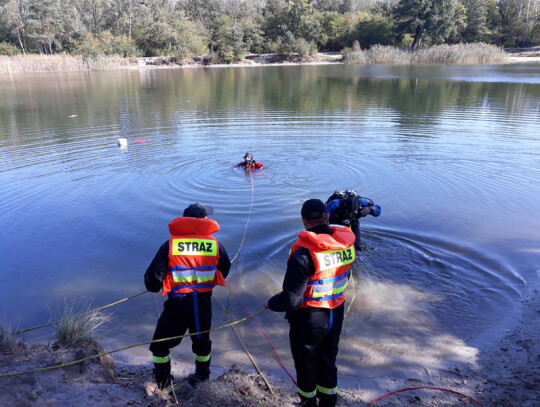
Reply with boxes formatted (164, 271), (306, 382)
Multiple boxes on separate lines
(149, 291), (212, 365)
(288, 303), (344, 403)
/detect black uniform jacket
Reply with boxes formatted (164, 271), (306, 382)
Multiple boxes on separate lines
(144, 240), (231, 293)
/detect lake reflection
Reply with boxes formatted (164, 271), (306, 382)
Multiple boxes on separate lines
(1, 64), (539, 392)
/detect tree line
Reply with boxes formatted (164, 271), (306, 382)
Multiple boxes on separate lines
(0, 0), (538, 62)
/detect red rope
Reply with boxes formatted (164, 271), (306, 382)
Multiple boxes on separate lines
(369, 386), (485, 406)
(226, 279), (297, 385)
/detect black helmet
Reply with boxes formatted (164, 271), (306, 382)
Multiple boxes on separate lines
(244, 152), (253, 161)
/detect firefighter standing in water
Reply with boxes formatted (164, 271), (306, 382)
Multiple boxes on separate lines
(326, 190), (381, 251)
(145, 203), (231, 389)
(265, 199), (356, 407)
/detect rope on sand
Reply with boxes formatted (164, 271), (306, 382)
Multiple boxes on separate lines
(0, 309), (266, 379)
(217, 297), (274, 394)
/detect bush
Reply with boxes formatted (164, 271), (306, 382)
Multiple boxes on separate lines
(0, 42), (20, 56)
(74, 33), (105, 58)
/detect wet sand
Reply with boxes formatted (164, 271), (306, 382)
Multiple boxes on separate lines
(1, 284), (537, 406)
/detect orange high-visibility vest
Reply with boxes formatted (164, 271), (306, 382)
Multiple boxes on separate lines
(162, 217), (225, 297)
(289, 225), (356, 309)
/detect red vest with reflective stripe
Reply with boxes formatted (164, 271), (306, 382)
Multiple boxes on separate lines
(162, 217), (226, 296)
(289, 225), (356, 309)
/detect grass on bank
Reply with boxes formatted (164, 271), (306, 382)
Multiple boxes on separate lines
(343, 43), (507, 65)
(0, 43), (510, 74)
(0, 317), (20, 352)
(52, 299), (111, 349)
(0, 54), (133, 74)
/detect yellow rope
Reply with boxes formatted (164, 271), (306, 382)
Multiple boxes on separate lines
(230, 167), (254, 264)
(15, 290), (149, 334)
(217, 298), (273, 394)
(17, 164), (255, 335)
(344, 272), (356, 321)
(0, 309), (266, 379)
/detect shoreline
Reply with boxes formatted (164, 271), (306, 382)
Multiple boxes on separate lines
(1, 284), (538, 406)
(1, 51), (539, 75)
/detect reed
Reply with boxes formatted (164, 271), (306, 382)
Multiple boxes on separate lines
(0, 54), (132, 74)
(52, 300), (111, 348)
(343, 43), (507, 65)
(0, 318), (20, 352)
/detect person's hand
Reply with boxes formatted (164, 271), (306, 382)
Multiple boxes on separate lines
(359, 207), (371, 217)
(264, 296), (272, 309)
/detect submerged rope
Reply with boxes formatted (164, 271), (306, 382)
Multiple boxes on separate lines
(0, 309), (266, 379)
(230, 167), (254, 264)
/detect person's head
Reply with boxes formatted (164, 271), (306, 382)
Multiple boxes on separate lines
(183, 203), (214, 218)
(301, 199), (328, 229)
(243, 152), (253, 163)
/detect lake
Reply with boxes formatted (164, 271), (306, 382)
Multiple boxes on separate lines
(1, 63), (539, 393)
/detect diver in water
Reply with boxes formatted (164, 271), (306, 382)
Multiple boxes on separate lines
(325, 190), (381, 251)
(235, 152), (263, 170)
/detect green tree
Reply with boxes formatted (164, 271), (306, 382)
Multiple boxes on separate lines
(180, 0), (225, 29)
(133, 6), (208, 57)
(240, 17), (265, 54)
(211, 14), (247, 62)
(73, 0), (106, 35)
(461, 0), (488, 42)
(353, 14), (397, 48)
(498, 0), (540, 46)
(26, 0), (81, 53)
(316, 11), (349, 50)
(394, 0), (461, 49)
(0, 0), (30, 54)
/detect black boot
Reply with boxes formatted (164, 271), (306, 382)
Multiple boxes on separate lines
(153, 361), (173, 391)
(188, 360), (210, 387)
(318, 393), (337, 407)
(298, 395), (318, 407)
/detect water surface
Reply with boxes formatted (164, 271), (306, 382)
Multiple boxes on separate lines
(1, 64), (539, 392)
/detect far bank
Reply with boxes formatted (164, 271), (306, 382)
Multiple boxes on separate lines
(1, 44), (538, 75)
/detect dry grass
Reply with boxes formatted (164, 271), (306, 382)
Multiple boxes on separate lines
(0, 317), (20, 352)
(0, 54), (132, 74)
(52, 299), (111, 349)
(343, 43), (507, 65)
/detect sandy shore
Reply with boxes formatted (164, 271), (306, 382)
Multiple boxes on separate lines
(1, 283), (538, 406)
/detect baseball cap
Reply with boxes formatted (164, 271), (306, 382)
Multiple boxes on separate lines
(183, 203), (214, 218)
(301, 199), (327, 220)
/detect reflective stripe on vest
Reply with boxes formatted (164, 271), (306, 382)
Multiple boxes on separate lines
(307, 272), (349, 300)
(169, 265), (218, 284)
